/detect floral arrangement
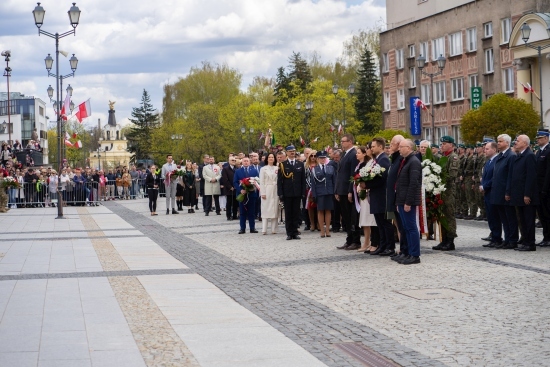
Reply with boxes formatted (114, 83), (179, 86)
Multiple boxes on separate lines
(2, 176), (20, 189)
(236, 177), (260, 202)
(421, 158), (447, 227)
(165, 169), (184, 183)
(350, 163), (386, 200)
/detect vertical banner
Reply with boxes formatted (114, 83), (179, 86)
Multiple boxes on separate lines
(410, 96), (421, 136)
(471, 87), (482, 109)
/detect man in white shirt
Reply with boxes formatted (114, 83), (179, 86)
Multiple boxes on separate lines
(161, 154), (179, 215)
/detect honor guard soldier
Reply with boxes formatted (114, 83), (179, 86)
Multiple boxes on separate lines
(278, 145), (306, 240)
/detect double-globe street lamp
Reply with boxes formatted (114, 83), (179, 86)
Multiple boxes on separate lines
(332, 84), (354, 134)
(520, 22), (550, 129)
(296, 101), (313, 147)
(416, 54), (446, 145)
(33, 2), (81, 219)
(2, 51), (12, 144)
(241, 127), (254, 153)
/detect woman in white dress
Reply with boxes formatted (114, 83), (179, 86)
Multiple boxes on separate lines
(355, 145), (377, 253)
(260, 153), (279, 234)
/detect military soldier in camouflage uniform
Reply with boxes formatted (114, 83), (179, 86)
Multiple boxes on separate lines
(433, 136), (459, 251)
(456, 144), (467, 218)
(462, 146), (478, 220)
(474, 143), (487, 220)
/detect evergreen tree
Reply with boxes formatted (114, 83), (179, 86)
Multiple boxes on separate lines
(272, 66), (290, 106)
(126, 89), (159, 163)
(287, 52), (313, 92)
(354, 48), (380, 135)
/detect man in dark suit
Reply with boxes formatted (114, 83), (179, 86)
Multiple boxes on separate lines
(366, 137), (394, 256)
(480, 140), (502, 247)
(334, 134), (361, 249)
(221, 156), (238, 220)
(534, 130), (550, 247)
(233, 157), (259, 234)
(278, 145), (306, 240)
(328, 150), (341, 232)
(386, 135), (407, 259)
(490, 134), (518, 249)
(507, 135), (539, 251)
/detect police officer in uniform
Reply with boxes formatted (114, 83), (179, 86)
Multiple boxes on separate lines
(433, 136), (460, 251)
(535, 130), (550, 247)
(278, 145), (306, 240)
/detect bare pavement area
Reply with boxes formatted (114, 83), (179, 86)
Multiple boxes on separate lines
(0, 198), (549, 367)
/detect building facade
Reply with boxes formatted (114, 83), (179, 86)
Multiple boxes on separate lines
(380, 0), (550, 142)
(88, 106), (131, 170)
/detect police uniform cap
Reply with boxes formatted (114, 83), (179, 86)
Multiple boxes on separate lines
(536, 130), (550, 139)
(285, 145), (296, 151)
(315, 150), (328, 158)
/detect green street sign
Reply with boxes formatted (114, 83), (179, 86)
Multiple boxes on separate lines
(471, 87), (482, 109)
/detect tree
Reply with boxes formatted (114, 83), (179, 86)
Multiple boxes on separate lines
(355, 48), (380, 135)
(460, 94), (539, 143)
(126, 89), (159, 163)
(341, 25), (384, 69)
(273, 67), (291, 105)
(287, 52), (313, 93)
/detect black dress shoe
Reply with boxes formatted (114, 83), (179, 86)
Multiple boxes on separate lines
(482, 242), (498, 248)
(440, 242), (455, 251)
(540, 242), (550, 247)
(481, 236), (492, 241)
(336, 243), (350, 250)
(475, 216), (484, 221)
(391, 253), (406, 262)
(494, 242), (505, 249)
(536, 240), (549, 246)
(292, 235), (301, 240)
(216, 212), (221, 215)
(401, 256), (421, 265)
(166, 209), (170, 215)
(370, 247), (384, 256)
(227, 217), (231, 221)
(286, 235), (293, 240)
(232, 216), (238, 220)
(238, 230), (245, 234)
(346, 244), (360, 250)
(205, 212), (209, 216)
(518, 238), (524, 245)
(250, 229), (258, 233)
(172, 210), (179, 214)
(501, 242), (518, 249)
(331, 228), (341, 233)
(514, 245), (536, 251)
(378, 249), (396, 256)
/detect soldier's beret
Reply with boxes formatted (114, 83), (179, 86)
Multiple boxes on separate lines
(432, 144), (440, 148)
(440, 136), (455, 144)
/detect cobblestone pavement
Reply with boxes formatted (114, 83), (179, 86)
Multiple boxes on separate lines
(111, 199), (550, 367)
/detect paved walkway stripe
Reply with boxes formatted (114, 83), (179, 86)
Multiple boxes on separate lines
(0, 235), (146, 242)
(0, 268), (195, 281)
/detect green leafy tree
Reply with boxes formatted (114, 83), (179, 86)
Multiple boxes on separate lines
(126, 89), (159, 163)
(273, 67), (291, 105)
(355, 48), (380, 134)
(460, 94), (539, 143)
(287, 52), (313, 93)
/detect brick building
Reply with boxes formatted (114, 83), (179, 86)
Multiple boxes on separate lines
(380, 0), (550, 143)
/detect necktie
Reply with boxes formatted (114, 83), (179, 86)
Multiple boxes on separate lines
(291, 160), (294, 166)
(245, 167), (248, 175)
(321, 164), (325, 173)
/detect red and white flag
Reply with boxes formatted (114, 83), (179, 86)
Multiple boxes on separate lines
(72, 132), (78, 139)
(414, 98), (428, 111)
(519, 81), (541, 100)
(299, 136), (305, 146)
(329, 124), (335, 132)
(75, 99), (91, 123)
(75, 140), (82, 149)
(65, 132), (70, 140)
(64, 139), (73, 147)
(312, 137), (319, 143)
(337, 124), (343, 135)
(59, 93), (71, 121)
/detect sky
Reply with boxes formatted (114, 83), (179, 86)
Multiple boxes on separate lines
(0, 0), (386, 129)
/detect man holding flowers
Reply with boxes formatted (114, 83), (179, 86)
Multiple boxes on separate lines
(233, 157), (259, 234)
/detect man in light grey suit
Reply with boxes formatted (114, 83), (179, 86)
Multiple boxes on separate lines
(161, 154), (179, 215)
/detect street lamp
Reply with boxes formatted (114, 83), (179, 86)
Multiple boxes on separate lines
(296, 101), (313, 147)
(2, 50), (12, 144)
(520, 22), (550, 129)
(332, 84), (354, 133)
(416, 54), (446, 145)
(33, 1), (81, 219)
(249, 127), (254, 152)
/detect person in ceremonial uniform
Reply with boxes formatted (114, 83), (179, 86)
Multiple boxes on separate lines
(310, 151), (335, 238)
(432, 136), (459, 251)
(535, 130), (550, 247)
(278, 145), (306, 240)
(463, 145), (478, 220)
(456, 144), (467, 219)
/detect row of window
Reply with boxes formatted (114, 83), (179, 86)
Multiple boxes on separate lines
(384, 68), (514, 111)
(383, 18), (512, 72)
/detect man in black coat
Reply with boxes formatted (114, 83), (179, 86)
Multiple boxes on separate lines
(328, 150), (341, 232)
(490, 134), (519, 249)
(534, 130), (550, 247)
(366, 137), (395, 256)
(386, 135), (407, 258)
(221, 156), (238, 220)
(507, 135), (539, 251)
(278, 145), (306, 240)
(334, 134), (361, 249)
(480, 141), (502, 247)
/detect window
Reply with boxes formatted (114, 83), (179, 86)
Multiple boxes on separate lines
(398, 89), (405, 109)
(409, 67), (416, 88)
(485, 49), (494, 73)
(451, 78), (464, 100)
(433, 81), (446, 104)
(469, 74), (479, 88)
(421, 84), (431, 105)
(435, 127), (448, 143)
(409, 44), (415, 58)
(452, 125), (461, 144)
(423, 128), (432, 142)
(419, 42), (428, 59)
(501, 18), (511, 44)
(483, 22), (493, 38)
(449, 32), (462, 56)
(396, 49), (404, 69)
(382, 53), (389, 73)
(39, 106), (44, 117)
(503, 68), (514, 92)
(384, 91), (391, 111)
(432, 37), (445, 60)
(466, 27), (477, 52)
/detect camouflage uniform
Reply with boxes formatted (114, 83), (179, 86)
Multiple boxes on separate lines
(463, 152), (478, 218)
(475, 152), (486, 218)
(442, 150), (460, 239)
(456, 152), (467, 217)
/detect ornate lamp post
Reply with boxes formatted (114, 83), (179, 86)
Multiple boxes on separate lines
(2, 51), (12, 144)
(332, 84), (354, 133)
(296, 101), (313, 147)
(520, 22), (550, 129)
(33, 2), (81, 219)
(416, 54), (446, 145)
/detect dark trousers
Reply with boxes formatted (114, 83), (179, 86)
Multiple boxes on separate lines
(397, 206), (420, 256)
(331, 196), (341, 230)
(283, 196), (301, 236)
(517, 205), (536, 246)
(239, 196), (257, 231)
(485, 193), (502, 242)
(339, 195), (360, 245)
(204, 195), (220, 213)
(537, 195), (550, 241)
(148, 189), (158, 212)
(393, 210), (408, 255)
(256, 197), (261, 219)
(374, 212), (395, 251)
(301, 196), (309, 227)
(495, 204), (518, 244)
(226, 193), (238, 219)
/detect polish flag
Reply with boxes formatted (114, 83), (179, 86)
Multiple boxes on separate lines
(300, 136), (305, 146)
(329, 124), (335, 132)
(72, 132), (78, 139)
(414, 98), (428, 111)
(65, 132), (70, 140)
(75, 140), (82, 149)
(75, 99), (92, 123)
(59, 93), (71, 121)
(312, 137), (319, 143)
(337, 124), (343, 135)
(64, 139), (74, 147)
(519, 81), (535, 93)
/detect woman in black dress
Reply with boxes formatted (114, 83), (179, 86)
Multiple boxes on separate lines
(145, 164), (160, 215)
(182, 161), (196, 213)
